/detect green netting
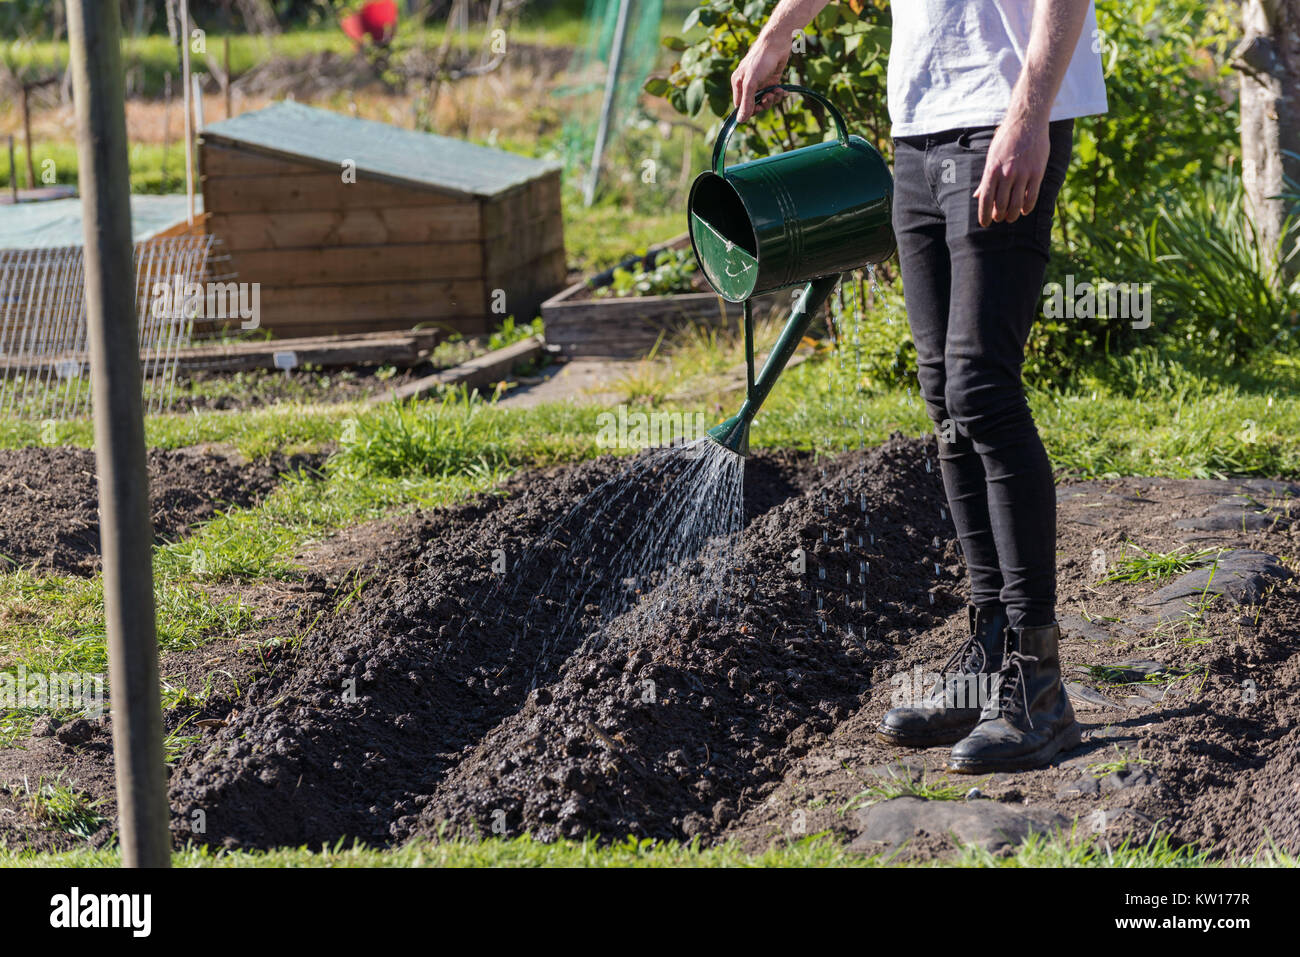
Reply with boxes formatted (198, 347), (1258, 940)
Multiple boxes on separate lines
(556, 0), (667, 191)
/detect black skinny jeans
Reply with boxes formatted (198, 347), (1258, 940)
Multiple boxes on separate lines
(892, 121), (1073, 630)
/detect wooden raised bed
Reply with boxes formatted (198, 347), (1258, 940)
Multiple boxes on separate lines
(541, 234), (777, 359)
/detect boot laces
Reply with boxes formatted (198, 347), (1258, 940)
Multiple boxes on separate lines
(941, 631), (988, 677)
(991, 650), (1040, 727)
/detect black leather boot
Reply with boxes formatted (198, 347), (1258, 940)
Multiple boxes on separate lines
(876, 605), (1009, 748)
(948, 622), (1081, 773)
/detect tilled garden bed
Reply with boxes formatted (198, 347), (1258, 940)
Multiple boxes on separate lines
(0, 445), (322, 575)
(8, 436), (1300, 860)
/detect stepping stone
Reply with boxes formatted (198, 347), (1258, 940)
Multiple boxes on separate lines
(1100, 767), (1158, 792)
(1174, 496), (1290, 534)
(1136, 549), (1290, 616)
(1060, 613), (1117, 643)
(849, 796), (1068, 854)
(1056, 776), (1101, 798)
(1064, 681), (1120, 711)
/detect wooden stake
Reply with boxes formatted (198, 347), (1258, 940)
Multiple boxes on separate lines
(66, 0), (171, 870)
(181, 0), (194, 224)
(7, 136), (16, 203)
(20, 83), (36, 190)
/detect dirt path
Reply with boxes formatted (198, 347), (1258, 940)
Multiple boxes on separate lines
(726, 474), (1300, 859)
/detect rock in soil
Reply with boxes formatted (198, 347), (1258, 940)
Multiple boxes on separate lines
(850, 797), (1069, 856)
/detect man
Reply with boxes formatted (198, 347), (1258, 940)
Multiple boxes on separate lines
(732, 1), (1107, 772)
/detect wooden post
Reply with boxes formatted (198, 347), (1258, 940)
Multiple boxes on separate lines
(7, 136), (16, 203)
(20, 83), (36, 190)
(181, 0), (194, 224)
(222, 0), (233, 119)
(582, 0), (630, 207)
(66, 0), (171, 870)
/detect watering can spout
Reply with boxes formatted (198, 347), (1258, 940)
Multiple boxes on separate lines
(705, 273), (841, 459)
(706, 413), (750, 457)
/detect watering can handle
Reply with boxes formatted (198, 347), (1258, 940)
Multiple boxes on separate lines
(711, 84), (851, 175)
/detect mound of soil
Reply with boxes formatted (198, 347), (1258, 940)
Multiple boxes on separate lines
(167, 438), (956, 847)
(0, 445), (321, 575)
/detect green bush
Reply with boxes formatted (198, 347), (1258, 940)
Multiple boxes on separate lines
(648, 0), (892, 158)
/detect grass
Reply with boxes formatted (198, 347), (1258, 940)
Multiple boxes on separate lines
(9, 776), (108, 841)
(844, 771), (972, 812)
(3, 829), (1291, 868)
(1101, 544), (1223, 584)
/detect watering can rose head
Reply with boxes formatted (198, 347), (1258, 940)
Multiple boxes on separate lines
(687, 85), (895, 303)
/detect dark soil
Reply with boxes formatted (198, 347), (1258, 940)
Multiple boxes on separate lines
(7, 439), (1300, 860)
(163, 438), (955, 848)
(0, 445), (322, 575)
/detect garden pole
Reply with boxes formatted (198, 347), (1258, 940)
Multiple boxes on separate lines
(181, 0), (194, 224)
(66, 0), (171, 869)
(582, 0), (631, 207)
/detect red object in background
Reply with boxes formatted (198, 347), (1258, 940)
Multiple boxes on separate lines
(341, 0), (399, 47)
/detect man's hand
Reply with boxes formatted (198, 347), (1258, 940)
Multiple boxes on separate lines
(731, 32), (791, 122)
(975, 0), (1090, 226)
(974, 115), (1050, 226)
(729, 0), (830, 121)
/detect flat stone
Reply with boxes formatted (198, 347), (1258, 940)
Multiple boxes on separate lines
(1056, 776), (1101, 799)
(1137, 549), (1291, 611)
(1174, 497), (1289, 533)
(1065, 681), (1120, 710)
(849, 797), (1069, 854)
(1100, 767), (1158, 792)
(1060, 613), (1116, 643)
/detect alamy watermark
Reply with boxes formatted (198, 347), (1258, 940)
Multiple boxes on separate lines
(595, 405), (709, 450)
(151, 278), (261, 330)
(890, 666), (997, 710)
(1, 665), (105, 719)
(1043, 274), (1152, 329)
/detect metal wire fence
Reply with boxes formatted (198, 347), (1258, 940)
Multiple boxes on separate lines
(0, 235), (232, 419)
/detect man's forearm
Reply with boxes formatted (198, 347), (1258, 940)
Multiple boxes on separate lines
(755, 0), (832, 50)
(1007, 0), (1091, 126)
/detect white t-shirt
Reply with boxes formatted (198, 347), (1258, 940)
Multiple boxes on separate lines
(887, 1), (1108, 136)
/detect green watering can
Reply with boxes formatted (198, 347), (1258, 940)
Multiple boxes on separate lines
(687, 84), (895, 456)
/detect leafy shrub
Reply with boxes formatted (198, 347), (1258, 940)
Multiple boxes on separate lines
(594, 247), (699, 298)
(647, 0), (892, 158)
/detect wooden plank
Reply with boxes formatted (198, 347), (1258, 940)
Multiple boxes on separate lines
(226, 244), (483, 286)
(172, 333), (432, 371)
(482, 215), (566, 277)
(208, 206), (483, 249)
(263, 315), (487, 340)
(541, 287), (780, 359)
(199, 141), (325, 178)
(369, 335), (544, 404)
(255, 280), (486, 322)
(2, 330), (447, 374)
(203, 173), (460, 213)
